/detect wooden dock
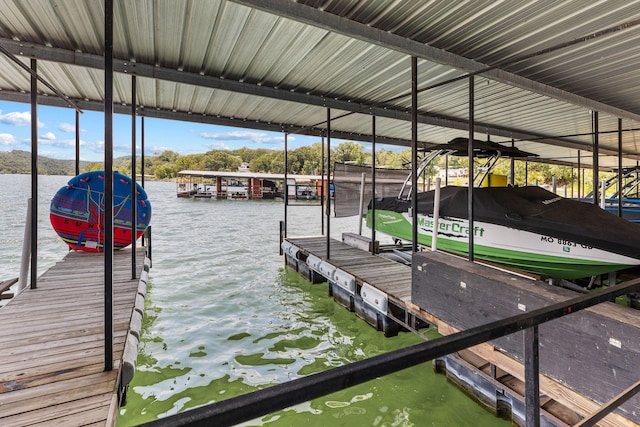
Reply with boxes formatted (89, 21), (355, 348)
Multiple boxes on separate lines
(0, 247), (148, 426)
(283, 235), (640, 427)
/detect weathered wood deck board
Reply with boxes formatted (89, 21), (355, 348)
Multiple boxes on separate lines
(0, 247), (146, 426)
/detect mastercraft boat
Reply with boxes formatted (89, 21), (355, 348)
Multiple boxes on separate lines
(366, 138), (640, 280)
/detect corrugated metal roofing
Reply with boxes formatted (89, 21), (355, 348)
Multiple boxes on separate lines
(1, 0), (640, 168)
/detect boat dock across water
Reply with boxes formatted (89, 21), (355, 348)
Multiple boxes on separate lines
(282, 235), (640, 427)
(176, 170), (327, 200)
(0, 247), (150, 426)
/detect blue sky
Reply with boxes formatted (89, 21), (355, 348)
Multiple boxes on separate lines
(0, 100), (393, 162)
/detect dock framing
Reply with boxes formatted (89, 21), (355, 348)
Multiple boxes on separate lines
(0, 247), (149, 426)
(283, 235), (640, 427)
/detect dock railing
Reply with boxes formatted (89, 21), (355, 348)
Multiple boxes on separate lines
(139, 277), (640, 427)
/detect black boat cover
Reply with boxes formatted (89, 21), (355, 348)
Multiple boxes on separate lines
(372, 185), (640, 259)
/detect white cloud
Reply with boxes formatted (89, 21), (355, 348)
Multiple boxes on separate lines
(58, 122), (75, 132)
(0, 133), (17, 146)
(203, 142), (230, 150)
(39, 137), (74, 148)
(200, 130), (265, 140)
(199, 130), (291, 147)
(0, 110), (45, 128)
(41, 132), (56, 141)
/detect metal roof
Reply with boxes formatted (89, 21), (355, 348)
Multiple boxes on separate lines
(1, 0), (640, 169)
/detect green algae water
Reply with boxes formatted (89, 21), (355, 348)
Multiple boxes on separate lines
(0, 175), (508, 426)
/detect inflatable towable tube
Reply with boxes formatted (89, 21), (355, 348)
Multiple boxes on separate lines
(50, 171), (152, 252)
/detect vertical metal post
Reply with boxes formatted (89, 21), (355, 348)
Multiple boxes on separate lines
(411, 56), (418, 253)
(284, 131), (288, 239)
(467, 75), (475, 262)
(141, 117), (146, 246)
(592, 111), (599, 206)
(525, 326), (540, 427)
(131, 75), (137, 279)
(30, 58), (38, 290)
(104, 0), (114, 372)
(618, 118), (623, 217)
(525, 161), (528, 186)
(326, 109), (331, 259)
(141, 117), (145, 188)
(358, 172), (366, 235)
(371, 115), (376, 254)
(321, 134), (325, 235)
(510, 138), (515, 186)
(75, 109), (80, 176)
(432, 178), (441, 251)
(444, 155), (449, 186)
(577, 150), (581, 199)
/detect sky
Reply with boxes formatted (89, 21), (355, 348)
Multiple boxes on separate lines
(0, 100), (394, 162)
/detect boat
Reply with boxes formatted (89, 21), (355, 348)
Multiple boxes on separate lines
(579, 167), (640, 223)
(366, 138), (640, 280)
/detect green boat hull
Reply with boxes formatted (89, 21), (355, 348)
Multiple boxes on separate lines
(367, 209), (637, 280)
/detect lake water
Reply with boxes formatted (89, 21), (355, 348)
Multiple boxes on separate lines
(0, 174), (507, 426)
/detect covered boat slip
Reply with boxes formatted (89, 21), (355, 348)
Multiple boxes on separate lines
(283, 235), (640, 427)
(0, 247), (149, 427)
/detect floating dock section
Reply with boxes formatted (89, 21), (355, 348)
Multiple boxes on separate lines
(0, 247), (150, 426)
(283, 235), (640, 427)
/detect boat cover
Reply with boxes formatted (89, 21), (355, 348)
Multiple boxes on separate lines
(372, 185), (640, 259)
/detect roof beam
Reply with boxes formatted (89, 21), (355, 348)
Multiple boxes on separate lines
(0, 39), (612, 153)
(3, 38), (639, 160)
(0, 89), (413, 147)
(231, 0), (640, 124)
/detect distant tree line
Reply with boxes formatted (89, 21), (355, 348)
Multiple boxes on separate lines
(115, 141), (415, 180)
(0, 150), (89, 175)
(1, 143), (599, 194)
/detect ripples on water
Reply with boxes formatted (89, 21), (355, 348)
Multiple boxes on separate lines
(0, 175), (507, 426)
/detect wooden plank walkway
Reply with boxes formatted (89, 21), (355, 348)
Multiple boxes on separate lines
(285, 236), (412, 303)
(0, 247), (147, 427)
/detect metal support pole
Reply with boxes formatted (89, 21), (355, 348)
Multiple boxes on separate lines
(525, 161), (528, 186)
(357, 172), (366, 235)
(18, 199), (32, 293)
(141, 117), (145, 188)
(284, 132), (288, 239)
(468, 75), (475, 262)
(592, 111), (599, 206)
(104, 0), (114, 372)
(30, 58), (38, 290)
(141, 117), (146, 246)
(618, 118), (623, 217)
(525, 326), (540, 427)
(510, 138), (515, 186)
(75, 109), (80, 176)
(371, 116), (376, 254)
(321, 134), (325, 235)
(411, 56), (418, 253)
(577, 150), (581, 199)
(326, 108), (331, 259)
(445, 155), (449, 186)
(131, 75), (137, 279)
(432, 177), (441, 251)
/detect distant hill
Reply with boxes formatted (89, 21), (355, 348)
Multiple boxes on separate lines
(0, 150), (90, 175)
